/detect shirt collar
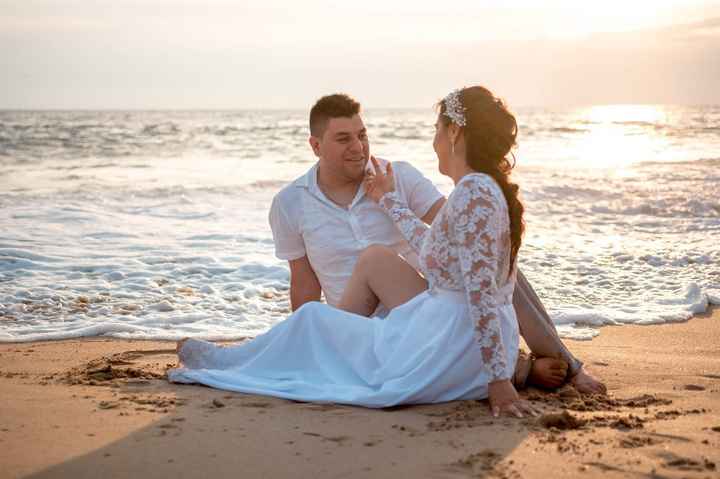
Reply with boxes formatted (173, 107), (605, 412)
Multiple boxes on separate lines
(294, 161), (369, 209)
(294, 162), (318, 190)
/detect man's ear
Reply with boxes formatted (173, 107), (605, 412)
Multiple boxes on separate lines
(308, 136), (321, 158)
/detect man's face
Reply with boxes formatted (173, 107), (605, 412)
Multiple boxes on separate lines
(310, 114), (370, 182)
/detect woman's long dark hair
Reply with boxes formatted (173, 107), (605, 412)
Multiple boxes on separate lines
(439, 86), (525, 270)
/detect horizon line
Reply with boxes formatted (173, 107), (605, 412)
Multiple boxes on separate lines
(1, 102), (718, 112)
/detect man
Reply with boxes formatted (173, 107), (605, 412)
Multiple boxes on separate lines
(269, 93), (605, 394)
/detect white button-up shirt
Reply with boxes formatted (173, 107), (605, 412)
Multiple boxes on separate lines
(269, 159), (444, 306)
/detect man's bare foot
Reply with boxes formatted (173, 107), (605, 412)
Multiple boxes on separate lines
(528, 357), (568, 389)
(570, 366), (607, 395)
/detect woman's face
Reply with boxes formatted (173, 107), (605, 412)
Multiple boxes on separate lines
(432, 115), (450, 176)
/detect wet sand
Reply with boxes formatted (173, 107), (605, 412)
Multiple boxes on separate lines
(1, 308), (718, 479)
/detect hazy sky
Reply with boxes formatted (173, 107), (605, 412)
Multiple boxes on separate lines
(2, 0), (720, 109)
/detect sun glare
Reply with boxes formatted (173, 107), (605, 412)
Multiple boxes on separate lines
(574, 105), (669, 170)
(584, 105), (668, 125)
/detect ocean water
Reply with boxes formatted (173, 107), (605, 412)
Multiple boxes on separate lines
(1, 105), (718, 342)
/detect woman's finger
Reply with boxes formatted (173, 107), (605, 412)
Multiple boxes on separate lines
(501, 403), (522, 418)
(516, 402), (532, 416)
(506, 404), (523, 418)
(370, 156), (382, 175)
(520, 401), (540, 417)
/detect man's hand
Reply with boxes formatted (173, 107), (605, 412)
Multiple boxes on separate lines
(528, 357), (568, 389)
(488, 379), (540, 418)
(364, 156), (395, 203)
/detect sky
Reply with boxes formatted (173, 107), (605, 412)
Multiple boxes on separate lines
(2, 0), (720, 109)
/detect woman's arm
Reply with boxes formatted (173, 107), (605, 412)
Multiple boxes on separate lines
(453, 175), (539, 417)
(378, 191), (431, 254)
(451, 176), (508, 381)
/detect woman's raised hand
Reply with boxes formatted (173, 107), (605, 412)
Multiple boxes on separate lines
(364, 156), (395, 203)
(488, 379), (540, 418)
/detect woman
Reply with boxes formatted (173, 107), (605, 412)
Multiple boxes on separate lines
(170, 86), (538, 418)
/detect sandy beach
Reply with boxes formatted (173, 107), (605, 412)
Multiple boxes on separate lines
(1, 308), (718, 479)
(3, 2), (719, 478)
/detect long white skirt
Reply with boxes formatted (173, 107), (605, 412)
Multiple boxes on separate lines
(168, 288), (519, 408)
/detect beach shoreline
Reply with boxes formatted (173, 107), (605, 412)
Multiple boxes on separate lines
(1, 308), (718, 479)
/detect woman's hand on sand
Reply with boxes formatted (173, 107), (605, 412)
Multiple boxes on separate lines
(488, 379), (540, 418)
(363, 156), (395, 203)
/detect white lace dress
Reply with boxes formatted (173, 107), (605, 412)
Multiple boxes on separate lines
(168, 173), (519, 407)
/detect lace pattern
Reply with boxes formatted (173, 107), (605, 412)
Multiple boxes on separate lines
(380, 192), (430, 254)
(379, 173), (512, 380)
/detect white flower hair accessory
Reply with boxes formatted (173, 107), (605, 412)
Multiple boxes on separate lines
(442, 89), (466, 127)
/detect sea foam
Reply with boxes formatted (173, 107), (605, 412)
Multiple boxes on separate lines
(1, 107), (718, 343)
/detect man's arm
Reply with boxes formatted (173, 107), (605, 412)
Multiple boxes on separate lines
(421, 197), (446, 225)
(288, 255), (322, 311)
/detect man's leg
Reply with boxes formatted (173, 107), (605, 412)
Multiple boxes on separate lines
(514, 269), (583, 374)
(514, 269), (607, 394)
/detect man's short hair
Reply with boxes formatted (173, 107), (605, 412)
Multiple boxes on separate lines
(309, 93), (361, 138)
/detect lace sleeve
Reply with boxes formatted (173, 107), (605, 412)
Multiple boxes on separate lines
(378, 191), (430, 254)
(451, 176), (509, 381)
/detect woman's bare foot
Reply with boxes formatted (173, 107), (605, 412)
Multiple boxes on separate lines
(570, 366), (607, 395)
(175, 338), (218, 369)
(528, 357), (568, 389)
(176, 338), (190, 357)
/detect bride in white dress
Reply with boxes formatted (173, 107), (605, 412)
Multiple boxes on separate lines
(169, 86), (538, 418)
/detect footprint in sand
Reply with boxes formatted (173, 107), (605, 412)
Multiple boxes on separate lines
(301, 403), (345, 412)
(301, 432), (351, 445)
(618, 434), (661, 448)
(238, 400), (274, 408)
(659, 453), (716, 472)
(64, 348), (177, 386)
